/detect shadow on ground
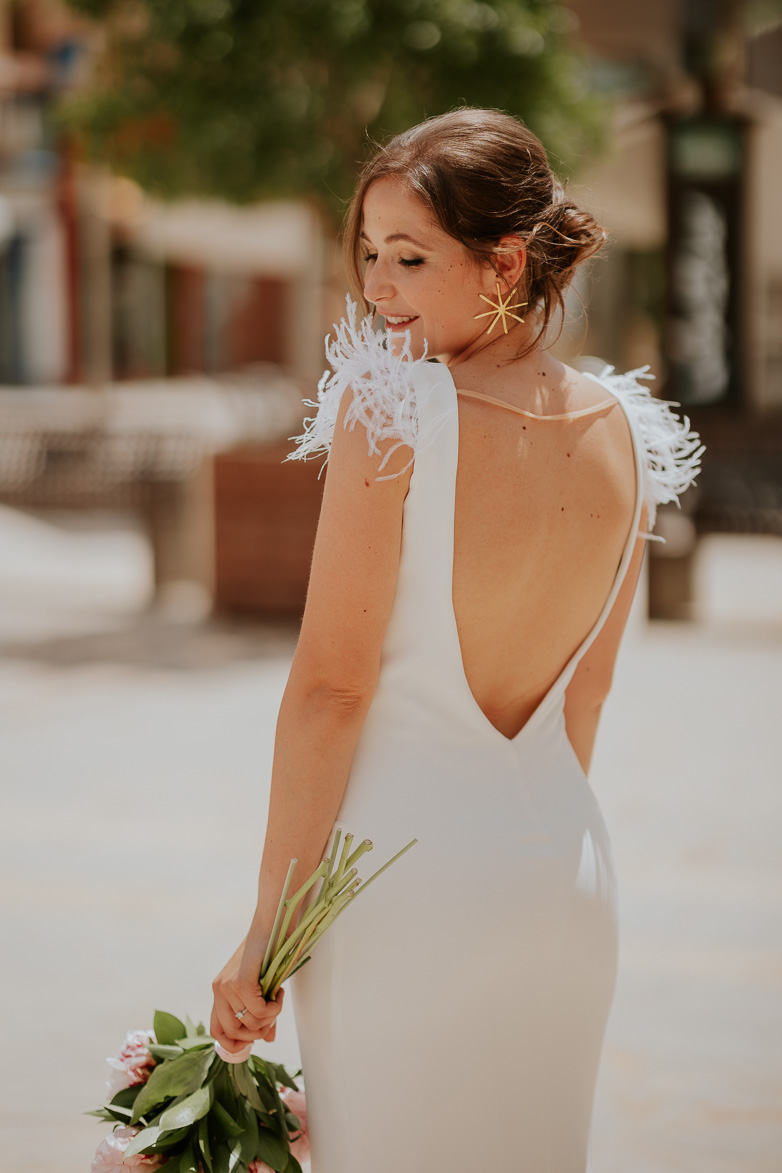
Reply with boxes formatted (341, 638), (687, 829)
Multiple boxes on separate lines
(0, 612), (301, 672)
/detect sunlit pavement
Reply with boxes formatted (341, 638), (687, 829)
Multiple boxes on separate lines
(1, 506), (780, 1173)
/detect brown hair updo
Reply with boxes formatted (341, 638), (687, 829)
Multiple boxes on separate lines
(345, 108), (606, 353)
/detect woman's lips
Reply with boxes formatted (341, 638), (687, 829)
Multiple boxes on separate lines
(384, 315), (419, 332)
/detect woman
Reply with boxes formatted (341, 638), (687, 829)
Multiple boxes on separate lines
(210, 109), (702, 1171)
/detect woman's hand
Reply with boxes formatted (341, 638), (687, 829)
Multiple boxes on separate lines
(210, 935), (284, 1056)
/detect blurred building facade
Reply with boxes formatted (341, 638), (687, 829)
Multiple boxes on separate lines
(3, 0), (781, 408)
(564, 0), (782, 616)
(0, 0), (329, 391)
(569, 0), (782, 418)
(1, 0), (780, 617)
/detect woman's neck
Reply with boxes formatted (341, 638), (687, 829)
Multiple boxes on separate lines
(442, 322), (566, 409)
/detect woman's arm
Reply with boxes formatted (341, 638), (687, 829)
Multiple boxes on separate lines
(211, 389), (413, 1052)
(564, 503), (648, 776)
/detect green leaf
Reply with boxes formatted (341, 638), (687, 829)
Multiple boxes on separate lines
(154, 1126), (192, 1150)
(185, 1015), (198, 1038)
(248, 1059), (279, 1111)
(148, 1044), (184, 1061)
(270, 1062), (299, 1092)
(255, 1127), (290, 1172)
(211, 1139), (231, 1173)
(226, 1139), (245, 1173)
(159, 1084), (214, 1130)
(236, 1098), (260, 1161)
(123, 1126), (164, 1158)
(84, 1108), (115, 1121)
(131, 1046), (215, 1124)
(104, 1103), (133, 1123)
(245, 1066), (285, 1136)
(108, 1085), (142, 1108)
(230, 1062), (265, 1115)
(175, 1036), (215, 1051)
(198, 1114), (213, 1173)
(284, 1110), (302, 1135)
(210, 1100), (244, 1139)
(154, 1010), (187, 1046)
(93, 1084), (143, 1124)
(175, 1146), (201, 1173)
(284, 1155), (303, 1173)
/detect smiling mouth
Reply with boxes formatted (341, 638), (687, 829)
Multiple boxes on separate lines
(385, 315), (419, 327)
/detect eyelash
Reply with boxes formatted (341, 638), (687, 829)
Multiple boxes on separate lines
(362, 253), (424, 268)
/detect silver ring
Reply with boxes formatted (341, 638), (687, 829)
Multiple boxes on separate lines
(235, 1007), (248, 1021)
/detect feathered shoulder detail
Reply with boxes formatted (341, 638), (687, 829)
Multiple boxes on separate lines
(286, 297), (432, 477)
(584, 362), (705, 536)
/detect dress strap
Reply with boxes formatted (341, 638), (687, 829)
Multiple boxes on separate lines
(456, 387), (618, 421)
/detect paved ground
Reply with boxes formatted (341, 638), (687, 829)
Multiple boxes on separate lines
(1, 506), (780, 1172)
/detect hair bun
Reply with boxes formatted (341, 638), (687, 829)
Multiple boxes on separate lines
(526, 202), (607, 291)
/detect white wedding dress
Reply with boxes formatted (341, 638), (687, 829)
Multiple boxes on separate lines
(287, 305), (702, 1173)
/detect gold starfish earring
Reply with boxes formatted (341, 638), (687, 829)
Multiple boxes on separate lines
(474, 284), (528, 335)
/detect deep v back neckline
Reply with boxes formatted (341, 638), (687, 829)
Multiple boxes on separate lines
(433, 366), (645, 747)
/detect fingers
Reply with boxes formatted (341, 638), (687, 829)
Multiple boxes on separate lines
(226, 996), (265, 1033)
(210, 978), (285, 1052)
(214, 1000), (254, 1045)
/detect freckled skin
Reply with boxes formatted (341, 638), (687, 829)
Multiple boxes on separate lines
(360, 175), (603, 418)
(360, 177), (525, 365)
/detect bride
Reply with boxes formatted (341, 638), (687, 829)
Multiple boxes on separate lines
(209, 108), (701, 1171)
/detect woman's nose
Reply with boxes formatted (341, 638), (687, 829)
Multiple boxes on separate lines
(363, 261), (393, 306)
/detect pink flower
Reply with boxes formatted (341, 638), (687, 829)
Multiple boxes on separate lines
(281, 1088), (310, 1164)
(106, 1030), (156, 1096)
(247, 1164), (273, 1173)
(90, 1126), (166, 1171)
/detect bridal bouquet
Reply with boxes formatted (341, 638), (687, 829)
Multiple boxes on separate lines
(89, 1012), (306, 1173)
(89, 830), (416, 1172)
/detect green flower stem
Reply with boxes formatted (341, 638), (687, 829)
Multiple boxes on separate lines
(352, 838), (418, 899)
(330, 832), (354, 891)
(330, 881), (360, 915)
(261, 858), (298, 975)
(266, 904), (332, 997)
(287, 902), (330, 964)
(323, 828), (341, 885)
(345, 839), (373, 870)
(266, 880), (360, 997)
(256, 831), (418, 1000)
(309, 827), (341, 908)
(272, 858), (329, 961)
(273, 899), (331, 978)
(285, 953), (313, 980)
(261, 895), (332, 994)
(324, 865), (358, 902)
(269, 912), (343, 997)
(306, 884), (358, 940)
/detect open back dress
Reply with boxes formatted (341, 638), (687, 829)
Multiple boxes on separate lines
(286, 303), (703, 1173)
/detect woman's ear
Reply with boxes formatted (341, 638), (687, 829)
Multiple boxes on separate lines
(493, 235), (527, 288)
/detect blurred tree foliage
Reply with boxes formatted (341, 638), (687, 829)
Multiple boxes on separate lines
(62, 0), (608, 216)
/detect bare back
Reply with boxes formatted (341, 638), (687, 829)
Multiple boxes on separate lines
(452, 369), (637, 740)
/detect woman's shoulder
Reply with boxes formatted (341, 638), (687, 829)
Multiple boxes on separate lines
(286, 297), (443, 479)
(570, 358), (705, 535)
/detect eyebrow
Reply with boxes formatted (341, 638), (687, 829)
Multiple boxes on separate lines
(360, 230), (430, 249)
